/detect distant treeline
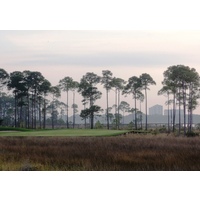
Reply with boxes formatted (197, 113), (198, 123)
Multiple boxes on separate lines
(0, 64), (199, 134)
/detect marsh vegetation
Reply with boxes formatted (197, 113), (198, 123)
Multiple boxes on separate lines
(0, 133), (200, 171)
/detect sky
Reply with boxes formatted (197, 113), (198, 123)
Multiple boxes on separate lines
(1, 30), (200, 114)
(1, 0), (200, 116)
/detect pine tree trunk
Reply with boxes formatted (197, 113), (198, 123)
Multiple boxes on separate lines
(27, 93), (30, 128)
(73, 91), (75, 129)
(106, 89), (109, 129)
(17, 98), (20, 127)
(66, 90), (69, 129)
(39, 98), (41, 129)
(115, 89), (117, 129)
(31, 93), (34, 129)
(172, 93), (176, 133)
(167, 92), (170, 133)
(84, 102), (86, 129)
(183, 84), (186, 136)
(189, 85), (193, 133)
(91, 111), (94, 129)
(140, 100), (142, 129)
(187, 109), (190, 132)
(145, 88), (147, 130)
(14, 92), (17, 127)
(134, 96), (137, 130)
(90, 95), (94, 129)
(43, 95), (46, 129)
(118, 89), (120, 130)
(34, 90), (37, 129)
(178, 87), (181, 135)
(52, 100), (54, 129)
(19, 97), (23, 127)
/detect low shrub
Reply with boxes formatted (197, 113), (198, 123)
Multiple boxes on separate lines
(186, 131), (199, 137)
(94, 121), (103, 129)
(151, 129), (159, 135)
(159, 126), (167, 133)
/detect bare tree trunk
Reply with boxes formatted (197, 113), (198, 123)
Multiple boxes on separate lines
(115, 89), (117, 129)
(14, 92), (17, 127)
(90, 95), (94, 129)
(84, 102), (86, 129)
(66, 90), (69, 128)
(52, 100), (54, 129)
(187, 109), (190, 132)
(172, 93), (176, 133)
(183, 84), (186, 136)
(31, 93), (34, 129)
(178, 87), (181, 135)
(117, 89), (120, 130)
(134, 96), (137, 130)
(140, 100), (142, 129)
(25, 92), (30, 128)
(189, 85), (193, 133)
(34, 90), (37, 129)
(91, 112), (94, 129)
(106, 89), (109, 129)
(122, 110), (124, 126)
(17, 98), (20, 127)
(190, 108), (193, 132)
(145, 88), (147, 131)
(43, 95), (46, 129)
(39, 98), (41, 129)
(167, 92), (170, 133)
(73, 91), (75, 129)
(19, 97), (23, 127)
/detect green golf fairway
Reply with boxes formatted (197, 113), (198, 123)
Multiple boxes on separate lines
(0, 129), (127, 137)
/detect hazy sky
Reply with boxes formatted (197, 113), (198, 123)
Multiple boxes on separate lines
(1, 0), (200, 116)
(1, 30), (200, 114)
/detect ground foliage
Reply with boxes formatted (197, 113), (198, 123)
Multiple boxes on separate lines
(0, 134), (200, 170)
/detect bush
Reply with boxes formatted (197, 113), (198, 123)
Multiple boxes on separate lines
(127, 121), (134, 130)
(195, 123), (200, 131)
(159, 126), (167, 133)
(151, 129), (159, 135)
(95, 121), (103, 129)
(186, 131), (199, 137)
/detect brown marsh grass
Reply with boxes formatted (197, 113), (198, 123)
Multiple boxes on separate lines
(0, 134), (200, 171)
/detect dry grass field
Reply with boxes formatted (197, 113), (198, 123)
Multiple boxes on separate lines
(0, 133), (200, 171)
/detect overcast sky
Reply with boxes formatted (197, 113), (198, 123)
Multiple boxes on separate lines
(1, 30), (200, 114)
(1, 0), (200, 115)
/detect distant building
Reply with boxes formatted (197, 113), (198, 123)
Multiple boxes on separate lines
(149, 104), (163, 115)
(164, 109), (184, 116)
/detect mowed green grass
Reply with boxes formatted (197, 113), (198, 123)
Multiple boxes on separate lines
(0, 129), (127, 137)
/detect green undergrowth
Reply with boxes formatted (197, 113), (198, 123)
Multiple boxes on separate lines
(0, 127), (127, 137)
(0, 127), (32, 132)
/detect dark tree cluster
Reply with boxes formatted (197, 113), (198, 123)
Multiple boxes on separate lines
(158, 65), (200, 135)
